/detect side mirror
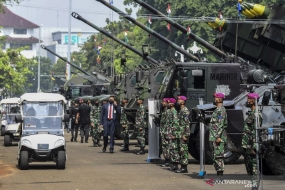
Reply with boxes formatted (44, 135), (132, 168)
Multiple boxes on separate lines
(114, 75), (119, 85)
(192, 69), (203, 76)
(15, 114), (23, 123)
(262, 91), (271, 106)
(136, 71), (142, 83)
(180, 77), (188, 91)
(63, 114), (70, 122)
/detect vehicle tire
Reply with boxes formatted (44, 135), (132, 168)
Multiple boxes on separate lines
(4, 135), (11, 147)
(57, 151), (66, 170)
(19, 151), (29, 170)
(1, 126), (5, 136)
(196, 126), (241, 164)
(263, 146), (285, 175)
(188, 132), (200, 161)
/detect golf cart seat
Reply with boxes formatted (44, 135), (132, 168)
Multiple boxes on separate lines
(44, 106), (61, 128)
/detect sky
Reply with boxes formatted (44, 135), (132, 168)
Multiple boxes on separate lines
(5, 0), (138, 31)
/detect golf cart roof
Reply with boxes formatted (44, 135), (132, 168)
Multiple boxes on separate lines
(0, 97), (20, 105)
(19, 93), (67, 104)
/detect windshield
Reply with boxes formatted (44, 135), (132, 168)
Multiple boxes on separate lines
(22, 102), (63, 133)
(1, 104), (20, 114)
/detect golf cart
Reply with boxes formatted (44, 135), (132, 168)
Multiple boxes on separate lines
(0, 98), (21, 146)
(17, 93), (69, 170)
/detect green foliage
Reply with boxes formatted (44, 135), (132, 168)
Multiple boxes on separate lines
(0, 48), (36, 95)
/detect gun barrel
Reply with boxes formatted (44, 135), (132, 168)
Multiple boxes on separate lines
(96, 0), (199, 62)
(71, 12), (159, 66)
(133, 0), (227, 58)
(41, 45), (91, 76)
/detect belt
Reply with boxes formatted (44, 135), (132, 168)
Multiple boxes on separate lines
(107, 119), (113, 121)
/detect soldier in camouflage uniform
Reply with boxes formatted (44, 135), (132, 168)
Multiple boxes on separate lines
(90, 99), (102, 147)
(120, 98), (130, 151)
(209, 92), (227, 176)
(175, 96), (190, 173)
(242, 93), (262, 190)
(160, 98), (171, 167)
(135, 97), (147, 155)
(165, 98), (180, 171)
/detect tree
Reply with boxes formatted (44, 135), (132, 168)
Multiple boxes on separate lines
(0, 48), (36, 96)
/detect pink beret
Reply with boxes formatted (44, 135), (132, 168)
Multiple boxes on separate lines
(168, 98), (176, 104)
(163, 98), (168, 102)
(247, 93), (259, 99)
(177, 96), (187, 101)
(213, 92), (225, 98)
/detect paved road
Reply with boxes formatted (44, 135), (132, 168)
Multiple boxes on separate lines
(0, 132), (281, 190)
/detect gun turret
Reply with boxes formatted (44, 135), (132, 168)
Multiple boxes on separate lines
(133, 0), (228, 59)
(96, 0), (200, 62)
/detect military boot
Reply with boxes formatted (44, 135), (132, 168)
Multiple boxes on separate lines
(161, 159), (170, 167)
(97, 139), (102, 147)
(217, 171), (223, 176)
(136, 147), (145, 155)
(175, 165), (188, 173)
(121, 145), (129, 151)
(168, 163), (178, 171)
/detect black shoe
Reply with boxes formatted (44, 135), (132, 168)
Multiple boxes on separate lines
(121, 147), (129, 151)
(217, 171), (223, 176)
(161, 159), (170, 167)
(74, 139), (77, 142)
(81, 139), (83, 143)
(102, 147), (106, 152)
(136, 147), (145, 155)
(71, 137), (74, 142)
(93, 143), (98, 147)
(97, 140), (102, 147)
(85, 141), (88, 143)
(168, 163), (178, 171)
(110, 148), (114, 153)
(175, 165), (188, 173)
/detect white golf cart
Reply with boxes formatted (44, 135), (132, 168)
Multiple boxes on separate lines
(0, 98), (21, 146)
(16, 93), (69, 170)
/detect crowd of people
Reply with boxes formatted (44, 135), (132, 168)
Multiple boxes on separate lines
(68, 92), (260, 188)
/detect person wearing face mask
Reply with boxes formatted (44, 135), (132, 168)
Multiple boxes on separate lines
(135, 97), (147, 155)
(175, 96), (190, 173)
(120, 98), (130, 151)
(160, 98), (172, 167)
(100, 95), (121, 153)
(242, 93), (262, 190)
(165, 98), (180, 171)
(90, 99), (102, 147)
(76, 99), (92, 143)
(209, 92), (227, 176)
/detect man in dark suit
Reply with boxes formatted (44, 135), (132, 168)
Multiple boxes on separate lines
(100, 95), (121, 153)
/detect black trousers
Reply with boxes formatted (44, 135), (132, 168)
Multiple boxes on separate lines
(71, 120), (80, 139)
(80, 123), (90, 142)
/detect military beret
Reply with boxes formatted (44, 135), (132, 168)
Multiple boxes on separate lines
(168, 98), (176, 104)
(247, 93), (259, 99)
(79, 98), (83, 101)
(213, 92), (225, 98)
(177, 96), (187, 101)
(123, 98), (129, 101)
(163, 98), (169, 102)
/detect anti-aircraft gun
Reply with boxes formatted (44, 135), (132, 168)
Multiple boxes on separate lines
(41, 45), (111, 101)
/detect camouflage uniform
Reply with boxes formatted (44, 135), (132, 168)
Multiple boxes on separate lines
(209, 105), (227, 172)
(120, 106), (129, 147)
(90, 104), (101, 144)
(242, 109), (262, 188)
(135, 104), (147, 148)
(161, 108), (171, 160)
(165, 108), (180, 164)
(177, 107), (190, 165)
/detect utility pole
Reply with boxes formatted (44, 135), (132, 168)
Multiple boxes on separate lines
(67, 0), (72, 81)
(37, 24), (43, 93)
